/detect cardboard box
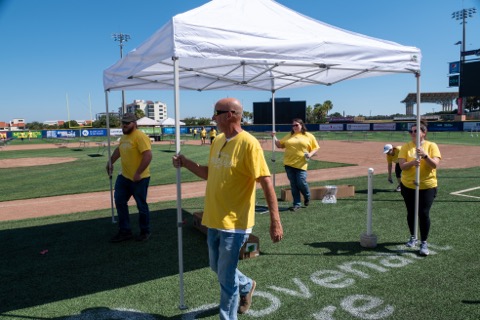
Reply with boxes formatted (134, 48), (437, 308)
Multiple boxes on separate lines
(281, 184), (355, 202)
(239, 234), (260, 260)
(192, 212), (260, 260)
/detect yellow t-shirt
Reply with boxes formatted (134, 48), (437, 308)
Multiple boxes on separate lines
(118, 129), (151, 181)
(386, 146), (401, 164)
(399, 140), (441, 189)
(209, 129), (217, 138)
(202, 131), (270, 230)
(200, 129), (207, 138)
(279, 132), (319, 170)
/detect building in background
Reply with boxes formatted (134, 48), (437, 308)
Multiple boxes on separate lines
(126, 100), (167, 122)
(9, 119), (27, 131)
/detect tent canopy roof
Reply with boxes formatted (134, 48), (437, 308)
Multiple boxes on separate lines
(136, 116), (159, 126)
(160, 117), (185, 126)
(103, 0), (421, 93)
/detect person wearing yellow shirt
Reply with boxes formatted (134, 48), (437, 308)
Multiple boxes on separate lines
(383, 144), (402, 192)
(106, 113), (153, 243)
(209, 127), (217, 144)
(200, 127), (207, 145)
(398, 121), (441, 256)
(272, 119), (320, 211)
(173, 98), (283, 318)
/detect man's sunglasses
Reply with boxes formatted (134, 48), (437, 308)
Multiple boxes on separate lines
(214, 110), (235, 116)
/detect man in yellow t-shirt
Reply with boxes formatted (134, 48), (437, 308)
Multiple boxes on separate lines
(106, 113), (153, 243)
(383, 144), (402, 192)
(209, 127), (217, 144)
(173, 98), (283, 318)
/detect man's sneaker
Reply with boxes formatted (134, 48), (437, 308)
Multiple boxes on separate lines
(405, 236), (417, 248)
(110, 231), (133, 243)
(396, 185), (401, 192)
(289, 205), (301, 212)
(304, 199), (310, 207)
(419, 242), (429, 256)
(135, 232), (151, 242)
(238, 280), (256, 314)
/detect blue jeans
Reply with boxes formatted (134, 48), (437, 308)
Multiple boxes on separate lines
(114, 174), (150, 234)
(207, 229), (254, 320)
(284, 165), (310, 207)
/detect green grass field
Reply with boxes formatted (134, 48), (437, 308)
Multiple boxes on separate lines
(0, 144), (350, 202)
(1, 133), (479, 319)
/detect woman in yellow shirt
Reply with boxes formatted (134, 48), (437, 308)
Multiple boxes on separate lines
(272, 119), (319, 211)
(398, 122), (441, 256)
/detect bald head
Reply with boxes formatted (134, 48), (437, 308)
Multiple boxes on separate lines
(215, 98), (243, 116)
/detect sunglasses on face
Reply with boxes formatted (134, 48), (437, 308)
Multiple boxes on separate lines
(292, 124), (301, 127)
(122, 121), (133, 125)
(213, 110), (235, 116)
(409, 128), (425, 134)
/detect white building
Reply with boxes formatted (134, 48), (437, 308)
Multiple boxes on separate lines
(9, 118), (26, 131)
(126, 100), (167, 122)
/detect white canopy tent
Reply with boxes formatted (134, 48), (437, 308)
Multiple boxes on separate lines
(103, 0), (422, 309)
(136, 116), (160, 126)
(160, 117), (185, 126)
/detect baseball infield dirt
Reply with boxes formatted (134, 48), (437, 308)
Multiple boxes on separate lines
(1, 140), (478, 221)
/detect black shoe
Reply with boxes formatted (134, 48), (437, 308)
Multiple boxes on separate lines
(304, 199), (310, 207)
(110, 231), (133, 243)
(289, 205), (301, 212)
(135, 232), (151, 242)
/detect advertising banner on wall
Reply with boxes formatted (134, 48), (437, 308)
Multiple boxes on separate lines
(163, 127), (189, 135)
(11, 131), (42, 139)
(319, 124), (344, 131)
(428, 122), (462, 132)
(346, 123), (370, 131)
(110, 129), (123, 136)
(46, 130), (77, 138)
(81, 129), (107, 137)
(463, 122), (480, 131)
(372, 123), (396, 131)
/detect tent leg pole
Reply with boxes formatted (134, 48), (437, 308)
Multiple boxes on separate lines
(105, 90), (116, 224)
(271, 90), (276, 188)
(414, 72), (421, 241)
(173, 57), (187, 310)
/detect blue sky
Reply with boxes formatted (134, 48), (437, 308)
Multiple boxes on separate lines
(1, 0), (479, 123)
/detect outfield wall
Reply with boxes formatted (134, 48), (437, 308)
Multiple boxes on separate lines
(1, 121), (479, 140)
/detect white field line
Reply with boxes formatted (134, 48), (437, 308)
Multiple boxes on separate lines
(450, 186), (480, 199)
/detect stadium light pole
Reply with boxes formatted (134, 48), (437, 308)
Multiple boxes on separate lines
(452, 8), (476, 115)
(112, 33), (131, 115)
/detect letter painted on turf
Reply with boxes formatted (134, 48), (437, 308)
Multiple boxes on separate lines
(310, 270), (355, 289)
(246, 291), (281, 317)
(268, 278), (312, 298)
(341, 294), (394, 319)
(338, 261), (388, 279)
(368, 253), (415, 268)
